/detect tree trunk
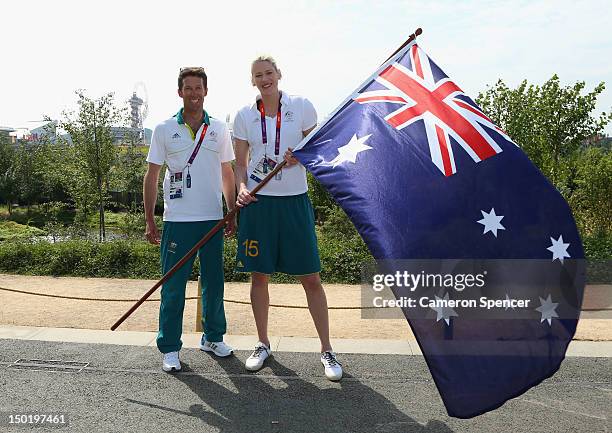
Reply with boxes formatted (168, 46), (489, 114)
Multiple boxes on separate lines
(98, 177), (105, 242)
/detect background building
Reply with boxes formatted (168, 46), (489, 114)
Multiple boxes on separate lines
(0, 126), (16, 144)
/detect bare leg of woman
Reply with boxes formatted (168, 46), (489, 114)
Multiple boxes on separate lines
(250, 272), (271, 347)
(299, 273), (332, 352)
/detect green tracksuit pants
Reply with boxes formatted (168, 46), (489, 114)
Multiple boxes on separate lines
(156, 220), (226, 353)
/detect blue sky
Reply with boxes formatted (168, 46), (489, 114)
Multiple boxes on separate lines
(1, 0), (610, 133)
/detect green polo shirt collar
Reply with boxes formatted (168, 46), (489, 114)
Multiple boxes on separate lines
(175, 108), (210, 140)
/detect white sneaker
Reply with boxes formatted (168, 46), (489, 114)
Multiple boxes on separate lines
(199, 338), (234, 357)
(321, 351), (342, 381)
(245, 342), (271, 371)
(162, 351), (181, 372)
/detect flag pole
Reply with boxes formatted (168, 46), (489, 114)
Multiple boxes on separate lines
(293, 27), (423, 154)
(383, 28), (422, 63)
(110, 160), (286, 331)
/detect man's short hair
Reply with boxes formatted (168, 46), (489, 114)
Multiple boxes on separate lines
(178, 67), (207, 90)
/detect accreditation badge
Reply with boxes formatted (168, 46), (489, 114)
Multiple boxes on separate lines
(249, 156), (278, 183)
(169, 171), (184, 199)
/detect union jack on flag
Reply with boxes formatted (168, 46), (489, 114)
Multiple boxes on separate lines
(354, 44), (513, 176)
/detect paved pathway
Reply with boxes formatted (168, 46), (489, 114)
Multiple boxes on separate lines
(0, 338), (609, 433)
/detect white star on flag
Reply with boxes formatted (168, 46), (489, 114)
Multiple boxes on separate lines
(329, 134), (373, 167)
(547, 235), (570, 263)
(535, 294), (559, 325)
(504, 294), (515, 311)
(477, 208), (505, 237)
(430, 292), (459, 325)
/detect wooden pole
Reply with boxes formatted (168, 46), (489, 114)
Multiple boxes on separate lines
(383, 28), (422, 64)
(196, 276), (203, 332)
(110, 160), (286, 331)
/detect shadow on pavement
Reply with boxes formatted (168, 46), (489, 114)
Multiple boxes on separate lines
(127, 354), (453, 433)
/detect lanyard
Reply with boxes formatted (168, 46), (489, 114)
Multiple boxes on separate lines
(187, 123), (209, 166)
(184, 123), (209, 189)
(257, 96), (282, 156)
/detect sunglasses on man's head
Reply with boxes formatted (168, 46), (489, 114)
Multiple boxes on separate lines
(180, 67), (205, 73)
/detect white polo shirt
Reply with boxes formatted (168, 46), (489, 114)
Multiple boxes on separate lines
(233, 92), (317, 196)
(147, 109), (235, 222)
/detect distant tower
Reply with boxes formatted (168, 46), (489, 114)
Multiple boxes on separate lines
(130, 82), (149, 144)
(129, 92), (144, 129)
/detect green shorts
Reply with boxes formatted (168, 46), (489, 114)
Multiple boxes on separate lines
(236, 193), (321, 275)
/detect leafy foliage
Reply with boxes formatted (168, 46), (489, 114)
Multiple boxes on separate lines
(477, 76), (611, 189)
(57, 91), (126, 241)
(569, 147), (612, 235)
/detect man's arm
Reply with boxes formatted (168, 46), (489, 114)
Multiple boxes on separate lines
(143, 162), (162, 244)
(221, 161), (237, 236)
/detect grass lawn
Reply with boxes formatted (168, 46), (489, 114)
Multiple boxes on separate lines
(0, 204), (125, 230)
(0, 220), (46, 241)
(87, 211), (124, 229)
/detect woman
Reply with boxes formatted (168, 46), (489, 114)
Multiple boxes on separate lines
(233, 55), (342, 381)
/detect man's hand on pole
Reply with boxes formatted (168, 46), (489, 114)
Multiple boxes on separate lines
(224, 214), (237, 237)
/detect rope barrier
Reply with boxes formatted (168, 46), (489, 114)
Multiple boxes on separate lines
(1, 286), (609, 311)
(0, 286), (376, 310)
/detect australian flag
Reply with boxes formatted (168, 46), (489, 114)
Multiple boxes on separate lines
(293, 41), (585, 418)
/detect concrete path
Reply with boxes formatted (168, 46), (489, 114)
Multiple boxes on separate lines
(1, 324), (611, 357)
(0, 338), (610, 433)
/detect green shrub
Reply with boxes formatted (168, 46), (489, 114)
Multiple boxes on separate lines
(0, 232), (374, 284)
(318, 232), (373, 284)
(0, 240), (160, 279)
(583, 233), (612, 260)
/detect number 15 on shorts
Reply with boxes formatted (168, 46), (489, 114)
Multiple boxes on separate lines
(242, 240), (259, 257)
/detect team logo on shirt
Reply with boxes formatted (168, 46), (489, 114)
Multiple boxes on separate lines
(284, 111), (295, 122)
(172, 132), (181, 139)
(209, 130), (218, 141)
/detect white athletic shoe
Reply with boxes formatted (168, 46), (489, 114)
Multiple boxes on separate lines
(199, 338), (234, 357)
(321, 351), (343, 381)
(162, 351), (181, 372)
(245, 342), (271, 371)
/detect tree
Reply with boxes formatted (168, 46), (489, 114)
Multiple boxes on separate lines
(12, 141), (46, 214)
(58, 91), (125, 241)
(476, 75), (611, 192)
(0, 135), (17, 214)
(569, 147), (612, 235)
(109, 138), (147, 209)
(34, 125), (72, 207)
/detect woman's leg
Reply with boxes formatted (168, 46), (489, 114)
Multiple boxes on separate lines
(299, 272), (332, 352)
(250, 272), (271, 347)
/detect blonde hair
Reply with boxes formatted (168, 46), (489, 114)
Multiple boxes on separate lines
(251, 55), (281, 74)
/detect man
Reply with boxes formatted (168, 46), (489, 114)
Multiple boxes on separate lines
(144, 67), (236, 372)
